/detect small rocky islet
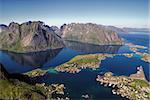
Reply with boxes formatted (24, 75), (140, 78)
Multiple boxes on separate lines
(126, 43), (150, 63)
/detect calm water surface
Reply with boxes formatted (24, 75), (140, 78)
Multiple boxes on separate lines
(0, 33), (149, 99)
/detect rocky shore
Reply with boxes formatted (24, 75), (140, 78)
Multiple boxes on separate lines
(96, 66), (150, 100)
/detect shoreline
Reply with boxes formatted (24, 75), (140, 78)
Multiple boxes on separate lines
(96, 66), (150, 99)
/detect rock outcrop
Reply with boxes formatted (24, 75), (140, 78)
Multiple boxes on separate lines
(60, 23), (123, 45)
(0, 21), (65, 52)
(51, 26), (62, 36)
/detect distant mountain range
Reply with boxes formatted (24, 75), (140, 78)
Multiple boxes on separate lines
(105, 26), (150, 33)
(121, 27), (150, 33)
(2, 21), (144, 52)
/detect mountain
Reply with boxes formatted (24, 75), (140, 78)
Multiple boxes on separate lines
(60, 23), (123, 45)
(0, 21), (124, 52)
(105, 26), (150, 33)
(0, 21), (65, 52)
(105, 26), (126, 33)
(0, 24), (9, 31)
(122, 27), (150, 33)
(51, 26), (62, 36)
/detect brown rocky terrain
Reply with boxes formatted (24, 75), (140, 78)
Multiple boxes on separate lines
(0, 21), (65, 52)
(60, 23), (123, 45)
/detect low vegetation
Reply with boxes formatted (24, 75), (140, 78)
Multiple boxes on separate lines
(0, 79), (68, 100)
(55, 54), (107, 73)
(0, 79), (46, 99)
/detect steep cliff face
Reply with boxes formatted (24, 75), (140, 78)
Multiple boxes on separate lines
(0, 21), (65, 52)
(60, 23), (123, 45)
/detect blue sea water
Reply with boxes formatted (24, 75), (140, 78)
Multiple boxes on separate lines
(119, 33), (149, 47)
(0, 33), (149, 99)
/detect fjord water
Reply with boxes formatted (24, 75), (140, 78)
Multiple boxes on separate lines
(0, 33), (149, 99)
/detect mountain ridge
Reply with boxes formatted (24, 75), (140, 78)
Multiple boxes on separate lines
(0, 21), (124, 53)
(60, 23), (123, 45)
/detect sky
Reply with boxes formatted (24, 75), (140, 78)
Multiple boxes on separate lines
(0, 0), (149, 28)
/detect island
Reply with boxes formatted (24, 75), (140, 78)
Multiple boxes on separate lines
(55, 54), (108, 73)
(96, 66), (150, 100)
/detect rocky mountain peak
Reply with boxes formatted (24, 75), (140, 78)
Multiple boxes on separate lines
(0, 21), (65, 52)
(9, 22), (20, 34)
